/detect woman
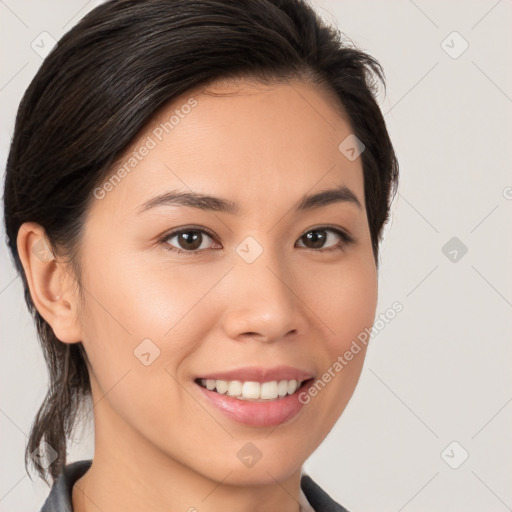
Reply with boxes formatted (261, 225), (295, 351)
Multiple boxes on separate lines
(3, 0), (399, 510)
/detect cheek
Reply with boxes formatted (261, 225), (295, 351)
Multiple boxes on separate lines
(79, 251), (219, 347)
(297, 255), (377, 426)
(77, 252), (228, 409)
(76, 259), (199, 446)
(304, 253), (378, 355)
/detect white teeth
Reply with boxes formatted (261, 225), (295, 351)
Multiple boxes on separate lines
(278, 380), (289, 397)
(215, 380), (229, 394)
(198, 378), (305, 400)
(242, 381), (261, 399)
(227, 380), (242, 396)
(260, 381), (277, 400)
(288, 379), (298, 394)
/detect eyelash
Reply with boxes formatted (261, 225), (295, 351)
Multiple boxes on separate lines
(158, 225), (355, 256)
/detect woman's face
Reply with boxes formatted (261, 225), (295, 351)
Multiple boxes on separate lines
(75, 78), (378, 484)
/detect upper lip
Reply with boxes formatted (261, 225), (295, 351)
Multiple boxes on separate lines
(196, 365), (315, 383)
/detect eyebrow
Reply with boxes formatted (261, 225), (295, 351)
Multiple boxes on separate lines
(137, 184), (362, 215)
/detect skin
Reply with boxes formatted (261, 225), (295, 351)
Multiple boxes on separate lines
(18, 77), (378, 512)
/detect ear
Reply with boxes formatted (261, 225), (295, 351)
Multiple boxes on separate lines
(17, 222), (82, 344)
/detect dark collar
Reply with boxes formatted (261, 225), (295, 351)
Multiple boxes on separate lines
(40, 459), (349, 512)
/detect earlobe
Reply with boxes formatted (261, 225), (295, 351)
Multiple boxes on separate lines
(17, 222), (82, 344)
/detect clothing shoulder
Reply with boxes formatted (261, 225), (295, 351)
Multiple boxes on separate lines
(39, 459), (92, 512)
(300, 473), (351, 512)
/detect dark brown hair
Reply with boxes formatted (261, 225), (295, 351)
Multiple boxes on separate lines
(3, 0), (398, 485)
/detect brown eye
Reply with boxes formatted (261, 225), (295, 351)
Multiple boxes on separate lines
(301, 229), (328, 249)
(163, 228), (217, 254)
(296, 227), (354, 252)
(160, 225), (354, 256)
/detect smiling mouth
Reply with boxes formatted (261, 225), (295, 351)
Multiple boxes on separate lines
(194, 377), (314, 402)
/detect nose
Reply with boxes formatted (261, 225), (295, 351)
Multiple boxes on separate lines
(220, 246), (308, 344)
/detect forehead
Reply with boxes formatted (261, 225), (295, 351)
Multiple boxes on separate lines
(90, 78), (365, 219)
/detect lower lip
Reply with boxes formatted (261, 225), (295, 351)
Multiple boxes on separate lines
(195, 380), (313, 427)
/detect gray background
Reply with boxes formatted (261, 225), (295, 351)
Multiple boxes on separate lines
(1, 1), (511, 511)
